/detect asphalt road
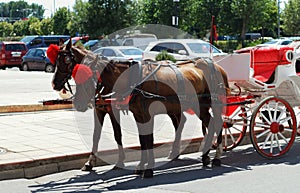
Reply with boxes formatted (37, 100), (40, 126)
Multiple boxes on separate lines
(1, 139), (300, 193)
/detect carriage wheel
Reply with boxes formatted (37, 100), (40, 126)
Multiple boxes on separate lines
(222, 106), (248, 151)
(249, 96), (297, 158)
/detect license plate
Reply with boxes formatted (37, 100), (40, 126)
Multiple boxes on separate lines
(11, 52), (21, 57)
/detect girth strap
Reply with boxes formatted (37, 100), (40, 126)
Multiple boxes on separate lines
(168, 64), (186, 100)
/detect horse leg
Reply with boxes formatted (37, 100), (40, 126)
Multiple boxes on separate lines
(212, 130), (223, 167)
(168, 113), (186, 160)
(200, 107), (212, 167)
(108, 109), (125, 169)
(81, 108), (105, 171)
(135, 118), (155, 178)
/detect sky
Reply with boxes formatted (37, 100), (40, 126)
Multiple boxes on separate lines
(0, 0), (78, 17)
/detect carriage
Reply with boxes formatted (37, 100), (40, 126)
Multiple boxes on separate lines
(214, 45), (300, 158)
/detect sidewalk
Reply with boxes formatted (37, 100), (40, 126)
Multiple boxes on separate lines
(0, 69), (237, 181)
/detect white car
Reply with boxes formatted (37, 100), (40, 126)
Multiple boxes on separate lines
(257, 38), (293, 47)
(93, 46), (143, 61)
(143, 39), (227, 61)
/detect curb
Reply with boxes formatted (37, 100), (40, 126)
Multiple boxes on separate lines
(0, 135), (253, 181)
(0, 104), (73, 113)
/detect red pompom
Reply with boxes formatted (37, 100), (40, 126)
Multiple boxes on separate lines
(47, 44), (60, 64)
(72, 64), (93, 84)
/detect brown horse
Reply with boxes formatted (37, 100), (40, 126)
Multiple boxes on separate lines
(50, 41), (230, 178)
(50, 42), (187, 172)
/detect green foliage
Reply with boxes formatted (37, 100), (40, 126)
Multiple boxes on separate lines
(84, 0), (137, 38)
(40, 18), (54, 35)
(155, 50), (176, 63)
(52, 7), (70, 35)
(282, 0), (300, 36)
(0, 22), (13, 37)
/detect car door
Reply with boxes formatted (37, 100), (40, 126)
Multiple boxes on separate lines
(24, 49), (36, 69)
(33, 49), (46, 70)
(101, 48), (117, 60)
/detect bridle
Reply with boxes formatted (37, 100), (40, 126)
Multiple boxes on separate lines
(55, 50), (77, 95)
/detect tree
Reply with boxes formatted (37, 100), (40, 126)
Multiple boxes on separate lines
(0, 22), (13, 37)
(84, 0), (137, 38)
(68, 0), (89, 36)
(40, 18), (54, 35)
(282, 0), (300, 36)
(52, 7), (70, 35)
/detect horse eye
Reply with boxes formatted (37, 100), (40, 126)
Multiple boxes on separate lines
(65, 56), (71, 64)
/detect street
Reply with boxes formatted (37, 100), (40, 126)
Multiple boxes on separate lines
(1, 139), (300, 193)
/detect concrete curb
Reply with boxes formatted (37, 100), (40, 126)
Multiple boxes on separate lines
(0, 135), (253, 181)
(0, 104), (73, 113)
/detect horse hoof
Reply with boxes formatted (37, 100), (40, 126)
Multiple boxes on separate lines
(168, 153), (180, 160)
(202, 156), (210, 167)
(142, 169), (153, 178)
(112, 165), (123, 170)
(134, 169), (143, 175)
(81, 164), (93, 171)
(212, 159), (221, 167)
(112, 162), (125, 170)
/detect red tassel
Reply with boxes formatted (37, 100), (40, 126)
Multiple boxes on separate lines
(46, 44), (60, 64)
(72, 64), (93, 84)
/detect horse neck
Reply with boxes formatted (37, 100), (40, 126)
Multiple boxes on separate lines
(98, 61), (131, 96)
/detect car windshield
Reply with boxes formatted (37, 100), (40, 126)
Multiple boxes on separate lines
(120, 48), (142, 55)
(20, 36), (36, 44)
(187, 43), (220, 53)
(263, 41), (277, 45)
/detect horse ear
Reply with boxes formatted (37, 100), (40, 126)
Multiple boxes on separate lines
(66, 37), (72, 50)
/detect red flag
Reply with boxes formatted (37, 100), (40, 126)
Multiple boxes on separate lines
(210, 15), (218, 44)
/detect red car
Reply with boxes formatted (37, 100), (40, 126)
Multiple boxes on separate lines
(0, 41), (28, 70)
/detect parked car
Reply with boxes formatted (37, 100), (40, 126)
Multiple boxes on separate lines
(64, 36), (90, 46)
(0, 41), (27, 70)
(121, 33), (158, 50)
(93, 46), (143, 61)
(84, 39), (99, 50)
(20, 35), (70, 49)
(90, 39), (120, 51)
(143, 39), (226, 61)
(257, 38), (293, 47)
(21, 47), (55, 72)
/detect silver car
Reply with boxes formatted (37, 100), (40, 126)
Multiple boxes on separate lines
(143, 39), (227, 61)
(93, 46), (143, 61)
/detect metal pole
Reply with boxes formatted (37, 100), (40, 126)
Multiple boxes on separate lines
(277, 0), (280, 38)
(53, 0), (56, 15)
(172, 0), (179, 27)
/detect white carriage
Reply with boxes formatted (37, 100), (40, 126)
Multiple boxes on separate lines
(214, 45), (300, 158)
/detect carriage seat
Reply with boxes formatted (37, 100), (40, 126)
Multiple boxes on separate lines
(235, 45), (294, 83)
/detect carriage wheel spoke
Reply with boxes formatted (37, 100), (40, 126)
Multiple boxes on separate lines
(278, 132), (289, 144)
(255, 122), (270, 129)
(256, 127), (271, 138)
(270, 134), (274, 153)
(260, 112), (271, 125)
(275, 134), (282, 152)
(262, 132), (272, 149)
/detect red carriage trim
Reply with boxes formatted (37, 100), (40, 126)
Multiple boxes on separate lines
(47, 44), (60, 64)
(236, 46), (294, 82)
(72, 64), (93, 84)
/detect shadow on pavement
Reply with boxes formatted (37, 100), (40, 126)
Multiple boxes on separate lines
(28, 138), (300, 192)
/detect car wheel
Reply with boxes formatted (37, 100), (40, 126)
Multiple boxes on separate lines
(22, 63), (29, 71)
(45, 64), (54, 73)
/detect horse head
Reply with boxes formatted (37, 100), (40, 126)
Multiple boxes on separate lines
(49, 39), (98, 111)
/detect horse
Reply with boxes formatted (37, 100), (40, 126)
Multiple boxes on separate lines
(49, 42), (187, 172)
(50, 41), (230, 178)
